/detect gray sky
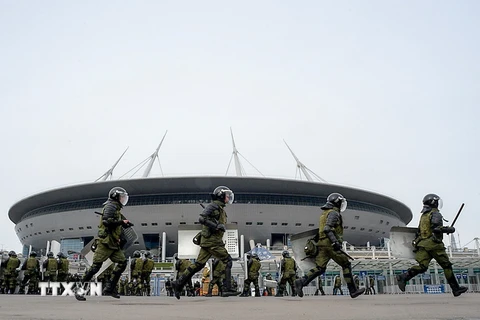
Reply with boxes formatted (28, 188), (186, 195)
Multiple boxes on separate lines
(1, 1), (479, 253)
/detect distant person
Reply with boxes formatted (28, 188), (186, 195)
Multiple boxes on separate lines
(396, 194), (467, 297)
(240, 253), (262, 297)
(314, 277), (325, 296)
(142, 251), (155, 296)
(295, 193), (365, 298)
(275, 250), (297, 297)
(1, 251), (20, 294)
(206, 258), (225, 297)
(172, 186), (240, 299)
(333, 275), (343, 295)
(20, 251), (40, 294)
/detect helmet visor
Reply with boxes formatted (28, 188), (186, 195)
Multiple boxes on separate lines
(437, 198), (443, 210)
(120, 194), (129, 206)
(224, 191), (234, 204)
(340, 200), (348, 212)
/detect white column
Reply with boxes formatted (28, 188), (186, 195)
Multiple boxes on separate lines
(266, 239), (270, 250)
(249, 239), (255, 251)
(161, 232), (167, 262)
(240, 235), (245, 259)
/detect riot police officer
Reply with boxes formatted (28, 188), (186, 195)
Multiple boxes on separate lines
(20, 251), (40, 294)
(1, 251), (20, 294)
(57, 252), (70, 283)
(295, 193), (365, 298)
(130, 250), (144, 296)
(142, 251), (155, 296)
(43, 252), (58, 285)
(172, 186), (240, 299)
(75, 187), (131, 301)
(276, 250), (297, 297)
(396, 194), (468, 297)
(206, 258), (225, 297)
(241, 253), (262, 297)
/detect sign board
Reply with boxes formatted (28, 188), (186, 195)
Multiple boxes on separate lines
(424, 285), (444, 294)
(177, 225), (238, 259)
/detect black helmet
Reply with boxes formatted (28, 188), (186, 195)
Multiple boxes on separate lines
(47, 252), (54, 258)
(282, 250), (290, 258)
(8, 250), (16, 257)
(30, 251), (37, 257)
(57, 252), (65, 258)
(108, 187), (129, 206)
(133, 250), (141, 258)
(211, 186), (234, 204)
(326, 193), (348, 212)
(252, 253), (259, 260)
(145, 251), (151, 258)
(423, 194), (443, 209)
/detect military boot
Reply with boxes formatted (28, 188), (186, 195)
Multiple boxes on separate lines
(294, 273), (318, 298)
(447, 277), (468, 297)
(396, 270), (415, 292)
(205, 284), (213, 297)
(172, 275), (188, 300)
(103, 281), (121, 299)
(275, 288), (284, 297)
(346, 282), (365, 298)
(239, 287), (250, 297)
(254, 287), (261, 297)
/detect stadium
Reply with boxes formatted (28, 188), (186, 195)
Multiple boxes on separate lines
(9, 175), (412, 258)
(8, 135), (413, 258)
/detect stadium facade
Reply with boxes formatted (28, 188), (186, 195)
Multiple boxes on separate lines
(8, 176), (413, 257)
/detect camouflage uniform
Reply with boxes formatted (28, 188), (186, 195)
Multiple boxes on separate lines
(130, 257), (144, 295)
(1, 253), (20, 294)
(20, 254), (40, 294)
(241, 255), (261, 297)
(397, 195), (467, 297)
(277, 255), (297, 297)
(141, 256), (155, 296)
(206, 259), (225, 297)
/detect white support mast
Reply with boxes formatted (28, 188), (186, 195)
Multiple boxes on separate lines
(284, 140), (327, 183)
(231, 128), (244, 176)
(225, 128), (264, 177)
(143, 131), (168, 178)
(95, 147), (129, 182)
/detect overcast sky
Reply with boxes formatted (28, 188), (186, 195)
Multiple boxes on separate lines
(1, 1), (479, 253)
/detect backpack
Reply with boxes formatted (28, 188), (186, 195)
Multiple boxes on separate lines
(304, 238), (318, 258)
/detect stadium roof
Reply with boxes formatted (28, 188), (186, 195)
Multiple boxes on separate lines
(9, 176), (412, 224)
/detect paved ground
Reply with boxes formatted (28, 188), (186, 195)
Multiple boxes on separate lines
(0, 294), (479, 320)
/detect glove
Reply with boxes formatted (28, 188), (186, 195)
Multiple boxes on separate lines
(216, 224), (226, 232)
(442, 226), (455, 234)
(332, 242), (342, 251)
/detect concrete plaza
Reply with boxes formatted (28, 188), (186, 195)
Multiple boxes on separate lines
(0, 294), (479, 320)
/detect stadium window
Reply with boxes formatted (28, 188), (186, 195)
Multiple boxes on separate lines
(169, 240), (175, 244)
(152, 223), (158, 226)
(46, 231), (50, 233)
(231, 222), (238, 225)
(386, 221), (390, 226)
(308, 224), (314, 227)
(344, 226), (349, 229)
(257, 222), (263, 225)
(25, 225), (28, 228)
(165, 222), (172, 226)
(350, 227), (356, 230)
(380, 220), (384, 224)
(69, 228), (74, 231)
(295, 223), (302, 226)
(60, 229), (64, 232)
(382, 232), (386, 234)
(141, 223), (147, 226)
(194, 222), (200, 224)
(79, 227), (84, 230)
(375, 230), (380, 233)
(180, 222), (186, 225)
(281, 223), (288, 226)
(360, 228), (365, 231)
(354, 216), (359, 220)
(87, 226), (92, 229)
(30, 223), (33, 226)
(38, 232), (42, 235)
(34, 233), (37, 235)
(246, 222), (252, 225)
(30, 234), (32, 237)
(368, 229), (373, 232)
(52, 230), (55, 233)
(134, 241), (139, 245)
(271, 222), (277, 226)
